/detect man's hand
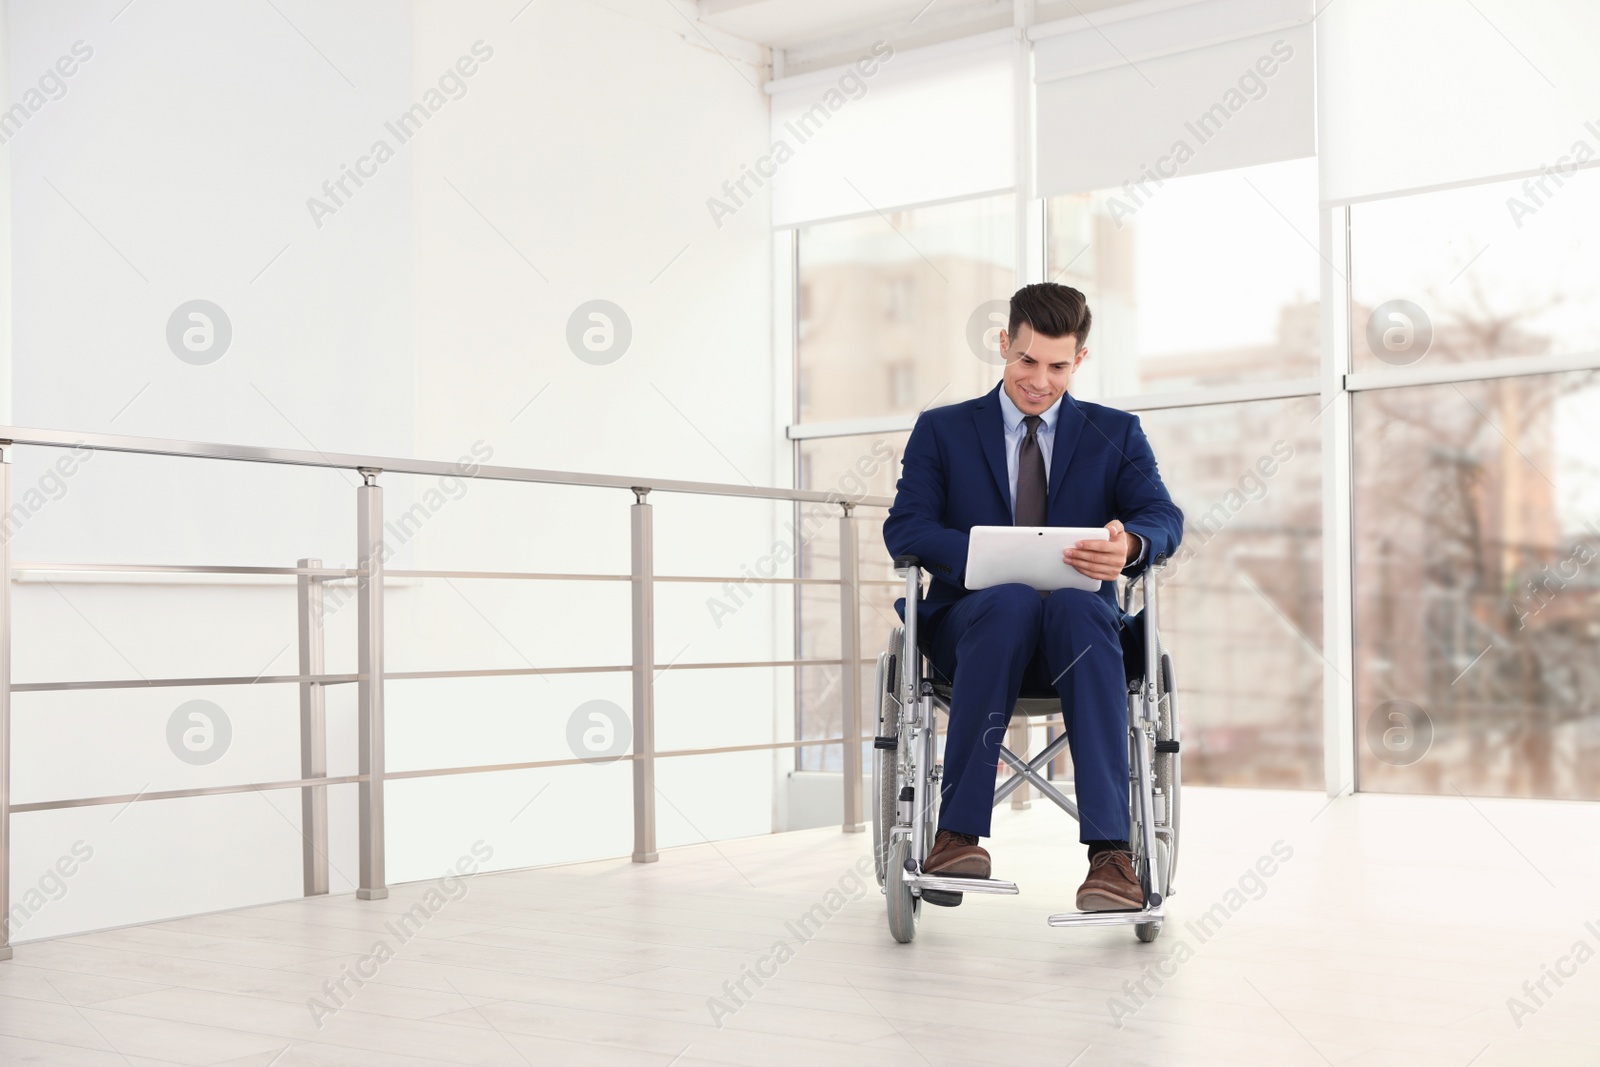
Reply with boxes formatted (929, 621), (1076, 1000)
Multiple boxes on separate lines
(1062, 519), (1140, 581)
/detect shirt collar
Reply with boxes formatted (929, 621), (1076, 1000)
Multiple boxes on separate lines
(997, 384), (1065, 434)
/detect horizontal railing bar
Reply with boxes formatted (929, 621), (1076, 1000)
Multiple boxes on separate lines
(15, 736), (881, 811)
(18, 656), (879, 692)
(654, 576), (841, 586)
(384, 659), (867, 682)
(13, 673), (362, 693)
(9, 564), (881, 586)
(0, 424), (894, 508)
(385, 569), (845, 586)
(384, 737), (873, 780)
(386, 666), (629, 681)
(386, 569), (629, 582)
(12, 562), (363, 577)
(657, 736), (869, 759)
(11, 774), (368, 813)
(658, 658), (850, 671)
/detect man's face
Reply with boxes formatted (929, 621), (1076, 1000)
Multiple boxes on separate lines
(999, 323), (1086, 415)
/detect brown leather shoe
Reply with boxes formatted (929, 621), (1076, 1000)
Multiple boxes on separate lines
(1075, 849), (1143, 911)
(924, 829), (991, 879)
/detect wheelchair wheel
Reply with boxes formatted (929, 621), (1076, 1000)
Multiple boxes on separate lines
(871, 628), (904, 888)
(1156, 649), (1181, 895)
(1135, 647), (1178, 943)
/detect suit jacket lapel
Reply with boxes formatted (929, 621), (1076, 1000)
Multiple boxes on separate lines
(1048, 393), (1086, 512)
(972, 383), (1010, 512)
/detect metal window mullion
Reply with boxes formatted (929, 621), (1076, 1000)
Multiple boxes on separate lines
(1345, 349), (1600, 392)
(0, 447), (12, 961)
(1321, 203), (1358, 798)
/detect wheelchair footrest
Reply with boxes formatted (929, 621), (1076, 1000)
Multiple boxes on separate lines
(907, 874), (1019, 896)
(1046, 906), (1163, 928)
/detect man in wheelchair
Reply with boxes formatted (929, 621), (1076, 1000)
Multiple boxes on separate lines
(882, 282), (1183, 912)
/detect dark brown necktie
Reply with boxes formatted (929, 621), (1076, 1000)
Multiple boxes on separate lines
(1015, 414), (1047, 526)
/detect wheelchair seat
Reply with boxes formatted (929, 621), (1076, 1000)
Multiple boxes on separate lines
(928, 681), (1061, 716)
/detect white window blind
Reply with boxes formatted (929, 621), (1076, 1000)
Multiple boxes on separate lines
(1318, 0), (1600, 203)
(766, 38), (1016, 228)
(1034, 0), (1314, 198)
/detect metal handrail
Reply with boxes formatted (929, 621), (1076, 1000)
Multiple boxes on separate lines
(0, 424), (893, 507)
(13, 563), (365, 577)
(13, 735), (885, 815)
(0, 427), (892, 959)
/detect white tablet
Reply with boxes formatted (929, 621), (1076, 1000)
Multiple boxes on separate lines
(964, 525), (1111, 592)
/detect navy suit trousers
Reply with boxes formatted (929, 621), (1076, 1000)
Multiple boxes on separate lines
(923, 583), (1130, 844)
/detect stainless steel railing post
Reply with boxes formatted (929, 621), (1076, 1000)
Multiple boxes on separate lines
(356, 469), (388, 899)
(630, 488), (658, 863)
(0, 444), (12, 961)
(838, 504), (863, 832)
(296, 557), (330, 897)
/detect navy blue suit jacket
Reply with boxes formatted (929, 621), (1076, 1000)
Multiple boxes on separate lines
(883, 383), (1184, 632)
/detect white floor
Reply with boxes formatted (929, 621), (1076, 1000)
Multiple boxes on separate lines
(2, 786), (1599, 1066)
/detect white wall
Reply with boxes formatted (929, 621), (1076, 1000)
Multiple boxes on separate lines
(390, 0), (787, 884)
(5, 0), (783, 940)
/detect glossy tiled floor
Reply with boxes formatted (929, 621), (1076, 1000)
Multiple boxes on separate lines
(3, 786), (1598, 1066)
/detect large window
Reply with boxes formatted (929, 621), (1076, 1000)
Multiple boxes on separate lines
(1350, 168), (1600, 374)
(1353, 373), (1600, 799)
(795, 193), (1016, 425)
(792, 193), (1016, 769)
(1047, 157), (1326, 787)
(1140, 399), (1323, 787)
(787, 154), (1600, 800)
(795, 433), (908, 771)
(1349, 169), (1600, 800)
(1046, 157), (1321, 398)
(1344, 164), (1600, 799)
(790, 162), (1326, 785)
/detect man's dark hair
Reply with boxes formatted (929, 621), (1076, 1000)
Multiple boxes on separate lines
(1007, 282), (1091, 348)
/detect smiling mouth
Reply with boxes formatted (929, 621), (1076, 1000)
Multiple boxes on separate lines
(1022, 388), (1051, 403)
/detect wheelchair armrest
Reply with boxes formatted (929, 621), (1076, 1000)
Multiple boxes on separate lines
(892, 554), (922, 575)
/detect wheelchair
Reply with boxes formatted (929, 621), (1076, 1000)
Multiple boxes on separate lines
(870, 555), (1181, 944)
